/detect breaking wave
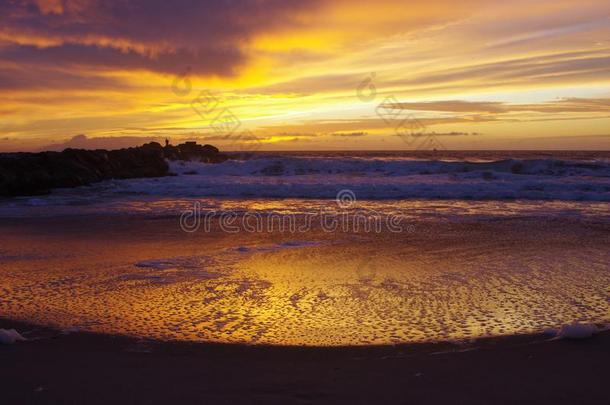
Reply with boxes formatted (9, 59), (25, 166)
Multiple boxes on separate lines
(117, 155), (610, 201)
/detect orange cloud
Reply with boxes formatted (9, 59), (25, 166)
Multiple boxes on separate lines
(1, 0), (610, 150)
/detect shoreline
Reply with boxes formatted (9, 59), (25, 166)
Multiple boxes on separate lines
(2, 214), (609, 346)
(2, 317), (610, 404)
(0, 316), (573, 350)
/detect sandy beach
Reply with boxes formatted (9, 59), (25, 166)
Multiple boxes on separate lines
(1, 211), (609, 346)
(2, 210), (608, 404)
(2, 318), (609, 404)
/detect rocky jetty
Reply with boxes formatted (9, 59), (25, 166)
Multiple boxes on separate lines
(163, 141), (223, 162)
(0, 142), (228, 197)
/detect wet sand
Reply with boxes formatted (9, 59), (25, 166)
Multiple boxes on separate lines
(1, 214), (609, 345)
(2, 211), (609, 403)
(1, 318), (609, 404)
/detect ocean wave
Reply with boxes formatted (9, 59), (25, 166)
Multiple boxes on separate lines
(170, 156), (610, 178)
(131, 157), (610, 201)
(3, 155), (610, 204)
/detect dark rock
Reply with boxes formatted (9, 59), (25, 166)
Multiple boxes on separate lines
(0, 141), (227, 197)
(163, 142), (227, 163)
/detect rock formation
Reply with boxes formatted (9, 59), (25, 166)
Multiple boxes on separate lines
(0, 142), (228, 197)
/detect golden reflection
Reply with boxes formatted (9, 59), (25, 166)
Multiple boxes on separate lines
(0, 209), (608, 346)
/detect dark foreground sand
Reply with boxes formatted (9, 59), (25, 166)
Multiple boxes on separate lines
(1, 319), (609, 404)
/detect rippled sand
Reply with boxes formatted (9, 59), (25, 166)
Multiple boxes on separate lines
(1, 203), (609, 346)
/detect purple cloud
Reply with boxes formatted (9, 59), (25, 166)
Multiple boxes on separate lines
(0, 0), (321, 75)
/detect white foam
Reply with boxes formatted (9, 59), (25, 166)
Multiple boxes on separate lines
(0, 328), (26, 344)
(231, 240), (323, 254)
(135, 256), (205, 270)
(551, 323), (600, 339)
(1, 155), (609, 219)
(108, 157), (610, 201)
(169, 157), (610, 178)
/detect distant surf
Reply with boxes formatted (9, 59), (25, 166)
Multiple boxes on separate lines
(2, 152), (609, 220)
(96, 151), (610, 201)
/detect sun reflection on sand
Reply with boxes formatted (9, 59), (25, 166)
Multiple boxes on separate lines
(1, 209), (609, 346)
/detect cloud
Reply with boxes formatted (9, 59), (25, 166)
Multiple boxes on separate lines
(0, 0), (322, 75)
(0, 42), (242, 77)
(41, 134), (164, 151)
(411, 131), (481, 137)
(382, 98), (610, 114)
(261, 116), (499, 134)
(385, 51), (610, 94)
(0, 64), (125, 91)
(1, 0), (610, 150)
(331, 132), (368, 137)
(509, 98), (610, 113)
(200, 134), (260, 142)
(382, 100), (506, 113)
(245, 73), (363, 96)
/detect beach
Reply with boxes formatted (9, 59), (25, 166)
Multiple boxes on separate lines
(1, 210), (609, 346)
(1, 152), (609, 403)
(2, 318), (609, 404)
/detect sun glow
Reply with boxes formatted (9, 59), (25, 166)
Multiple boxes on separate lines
(1, 0), (609, 151)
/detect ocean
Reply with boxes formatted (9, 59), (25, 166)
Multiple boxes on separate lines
(0, 151), (609, 345)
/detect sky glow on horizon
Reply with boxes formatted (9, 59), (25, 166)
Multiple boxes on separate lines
(1, 0), (609, 151)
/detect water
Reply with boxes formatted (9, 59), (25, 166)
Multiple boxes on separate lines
(0, 151), (609, 345)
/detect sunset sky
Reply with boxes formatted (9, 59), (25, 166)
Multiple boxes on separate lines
(1, 0), (609, 151)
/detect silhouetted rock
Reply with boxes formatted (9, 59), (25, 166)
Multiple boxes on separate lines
(163, 142), (226, 163)
(0, 141), (228, 197)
